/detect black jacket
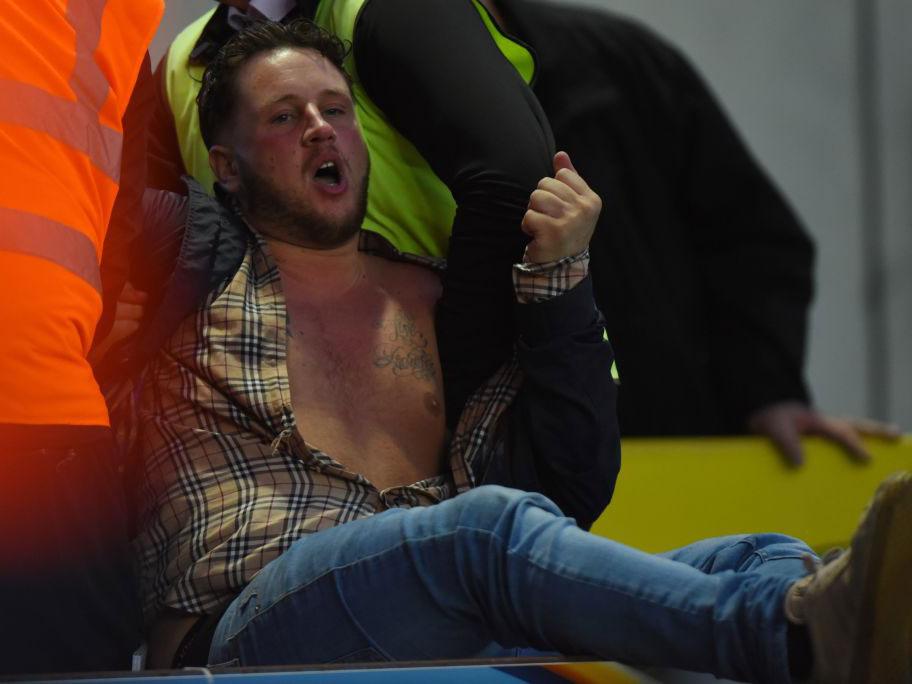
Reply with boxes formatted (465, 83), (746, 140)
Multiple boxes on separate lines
(498, 0), (816, 435)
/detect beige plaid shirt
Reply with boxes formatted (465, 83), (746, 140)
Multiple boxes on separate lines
(134, 229), (588, 618)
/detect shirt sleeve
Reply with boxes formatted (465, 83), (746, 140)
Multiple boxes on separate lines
(513, 249), (590, 305)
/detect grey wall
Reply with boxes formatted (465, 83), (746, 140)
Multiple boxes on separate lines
(149, 0), (911, 426)
(878, 0), (912, 427)
(149, 0), (212, 66)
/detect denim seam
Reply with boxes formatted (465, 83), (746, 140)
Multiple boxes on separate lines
(517, 549), (709, 619)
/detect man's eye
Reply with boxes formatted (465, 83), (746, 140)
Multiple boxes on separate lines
(271, 112), (293, 124)
(324, 107), (345, 117)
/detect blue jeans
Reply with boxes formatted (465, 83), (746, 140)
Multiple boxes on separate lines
(209, 486), (812, 683)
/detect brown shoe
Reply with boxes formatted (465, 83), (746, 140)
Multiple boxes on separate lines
(784, 471), (912, 684)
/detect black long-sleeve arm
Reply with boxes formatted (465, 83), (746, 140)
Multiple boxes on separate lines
(95, 52), (155, 344)
(354, 0), (555, 428)
(483, 277), (621, 530)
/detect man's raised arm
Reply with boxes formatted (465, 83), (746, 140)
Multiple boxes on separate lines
(484, 153), (621, 530)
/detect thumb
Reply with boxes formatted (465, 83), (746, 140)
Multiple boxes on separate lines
(767, 424), (806, 468)
(553, 150), (575, 175)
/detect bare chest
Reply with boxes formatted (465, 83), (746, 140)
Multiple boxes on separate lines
(287, 299), (438, 403)
(284, 284), (445, 488)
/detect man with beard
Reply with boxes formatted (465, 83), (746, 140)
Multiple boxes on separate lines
(130, 20), (912, 684)
(134, 17), (618, 668)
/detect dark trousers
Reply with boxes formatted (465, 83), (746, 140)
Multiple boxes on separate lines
(0, 426), (142, 675)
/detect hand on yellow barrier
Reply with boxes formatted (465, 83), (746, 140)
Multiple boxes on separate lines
(748, 400), (902, 467)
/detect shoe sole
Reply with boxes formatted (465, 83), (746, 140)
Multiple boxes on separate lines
(851, 471), (912, 684)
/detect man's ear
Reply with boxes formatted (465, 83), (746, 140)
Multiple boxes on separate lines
(209, 145), (240, 192)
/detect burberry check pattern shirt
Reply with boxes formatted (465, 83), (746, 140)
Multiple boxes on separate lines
(134, 229), (589, 617)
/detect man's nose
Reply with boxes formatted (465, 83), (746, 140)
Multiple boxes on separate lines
(301, 104), (334, 145)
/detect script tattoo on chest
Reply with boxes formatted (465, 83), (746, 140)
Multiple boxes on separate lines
(373, 310), (436, 383)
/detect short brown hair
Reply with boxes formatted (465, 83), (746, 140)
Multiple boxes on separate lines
(197, 19), (352, 149)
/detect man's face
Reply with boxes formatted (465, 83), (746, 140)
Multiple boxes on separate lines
(217, 47), (369, 249)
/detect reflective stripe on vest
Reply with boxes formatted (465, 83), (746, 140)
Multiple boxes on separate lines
(0, 1), (122, 181)
(0, 206), (102, 293)
(0, 0), (121, 291)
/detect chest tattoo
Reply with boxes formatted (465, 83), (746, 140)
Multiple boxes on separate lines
(373, 309), (436, 383)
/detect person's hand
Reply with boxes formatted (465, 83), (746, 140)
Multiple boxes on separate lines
(747, 400), (902, 467)
(88, 281), (148, 365)
(522, 151), (601, 264)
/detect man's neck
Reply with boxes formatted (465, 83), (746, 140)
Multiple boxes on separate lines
(264, 233), (367, 305)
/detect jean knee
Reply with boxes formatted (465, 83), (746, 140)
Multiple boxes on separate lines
(448, 486), (565, 537)
(721, 534), (812, 573)
(746, 533), (814, 562)
(662, 532), (812, 574)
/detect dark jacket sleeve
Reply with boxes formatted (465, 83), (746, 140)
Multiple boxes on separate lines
(95, 52), (155, 344)
(667, 42), (815, 425)
(145, 52), (189, 194)
(92, 188), (188, 389)
(354, 0), (556, 428)
(483, 277), (621, 530)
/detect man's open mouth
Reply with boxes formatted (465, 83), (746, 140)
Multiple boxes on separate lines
(314, 160), (341, 186)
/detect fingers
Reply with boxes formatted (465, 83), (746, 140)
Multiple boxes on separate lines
(119, 281), (148, 305)
(553, 150), (575, 174)
(764, 419), (806, 467)
(116, 301), (145, 322)
(807, 415), (872, 463)
(521, 151), (601, 263)
(748, 401), (809, 466)
(533, 176), (577, 204)
(748, 401), (885, 466)
(552, 152), (594, 198)
(528, 186), (570, 218)
(768, 426), (804, 468)
(844, 416), (903, 440)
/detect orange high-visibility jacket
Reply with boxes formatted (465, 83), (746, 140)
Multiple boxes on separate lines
(0, 0), (163, 426)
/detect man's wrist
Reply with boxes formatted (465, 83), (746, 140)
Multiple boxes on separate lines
(513, 249), (590, 304)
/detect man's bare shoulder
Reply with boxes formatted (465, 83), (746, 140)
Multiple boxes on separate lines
(366, 254), (443, 305)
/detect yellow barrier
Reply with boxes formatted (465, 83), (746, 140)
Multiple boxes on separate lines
(591, 435), (912, 553)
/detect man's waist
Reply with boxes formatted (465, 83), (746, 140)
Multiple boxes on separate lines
(147, 606), (229, 669)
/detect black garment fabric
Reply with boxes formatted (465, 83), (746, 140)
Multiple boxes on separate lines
(488, 275), (620, 528)
(117, 181), (618, 529)
(0, 428), (143, 674)
(493, 1), (815, 435)
(95, 52), (156, 345)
